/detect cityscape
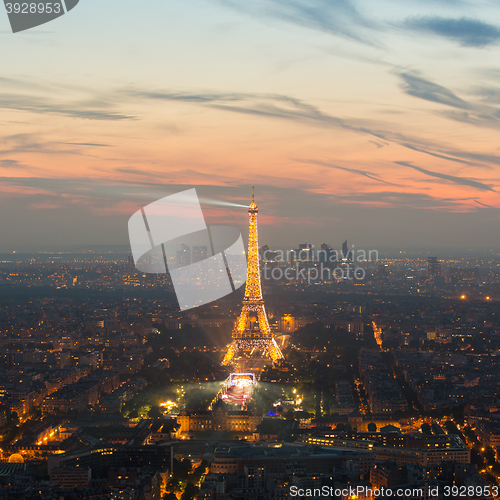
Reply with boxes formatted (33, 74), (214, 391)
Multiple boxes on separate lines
(0, 192), (498, 499)
(1, 1), (500, 499)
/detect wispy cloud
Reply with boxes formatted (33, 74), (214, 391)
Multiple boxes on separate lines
(395, 161), (496, 192)
(0, 133), (92, 157)
(63, 142), (113, 147)
(0, 93), (135, 120)
(403, 17), (500, 48)
(401, 144), (488, 168)
(0, 77), (134, 121)
(326, 190), (478, 210)
(474, 86), (500, 104)
(440, 149), (500, 167)
(127, 88), (347, 128)
(474, 199), (500, 209)
(28, 201), (61, 210)
(397, 72), (500, 129)
(128, 86), (442, 147)
(0, 159), (29, 170)
(115, 167), (151, 176)
(0, 175), (472, 214)
(129, 84), (500, 173)
(439, 109), (500, 129)
(300, 159), (400, 186)
(128, 89), (244, 103)
(398, 72), (469, 109)
(401, 143), (500, 169)
(369, 140), (387, 149)
(217, 0), (378, 45)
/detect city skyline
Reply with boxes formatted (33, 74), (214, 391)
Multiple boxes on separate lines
(0, 1), (499, 250)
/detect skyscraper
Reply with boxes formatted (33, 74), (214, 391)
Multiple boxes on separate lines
(342, 239), (352, 261)
(192, 246), (208, 263)
(428, 257), (441, 278)
(319, 243), (336, 267)
(176, 243), (191, 268)
(127, 254), (135, 276)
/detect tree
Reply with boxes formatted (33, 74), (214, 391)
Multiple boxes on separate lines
(367, 423), (377, 432)
(181, 482), (198, 500)
(190, 460), (208, 483)
(421, 423), (432, 435)
(163, 493), (177, 500)
(173, 458), (192, 481)
(485, 473), (498, 486)
(148, 405), (163, 419)
(471, 449), (484, 468)
(408, 338), (420, 350)
(382, 339), (399, 350)
(484, 447), (496, 466)
(166, 477), (180, 493)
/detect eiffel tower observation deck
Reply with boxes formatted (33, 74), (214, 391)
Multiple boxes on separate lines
(222, 188), (284, 368)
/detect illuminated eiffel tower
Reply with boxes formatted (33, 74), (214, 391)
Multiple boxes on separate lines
(222, 188), (284, 367)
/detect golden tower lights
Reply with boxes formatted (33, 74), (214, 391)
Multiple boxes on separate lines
(222, 188), (284, 366)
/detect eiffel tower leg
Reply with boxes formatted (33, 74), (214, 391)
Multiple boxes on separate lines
(222, 340), (239, 366)
(265, 338), (284, 365)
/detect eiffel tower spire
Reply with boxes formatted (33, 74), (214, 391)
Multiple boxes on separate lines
(222, 189), (284, 367)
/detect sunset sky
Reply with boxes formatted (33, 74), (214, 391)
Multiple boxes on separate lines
(0, 0), (499, 252)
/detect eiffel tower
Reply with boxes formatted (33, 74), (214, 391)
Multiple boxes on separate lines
(222, 188), (284, 367)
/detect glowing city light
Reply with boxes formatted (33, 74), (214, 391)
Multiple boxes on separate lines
(160, 401), (176, 411)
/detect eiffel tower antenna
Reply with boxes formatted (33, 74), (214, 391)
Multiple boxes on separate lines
(222, 189), (284, 367)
